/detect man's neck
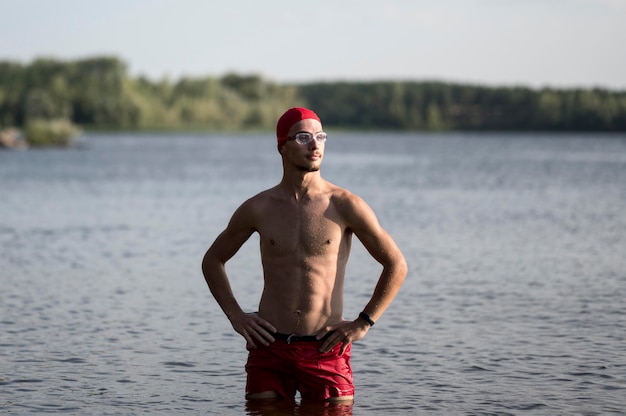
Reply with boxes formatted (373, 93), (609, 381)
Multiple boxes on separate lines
(280, 171), (324, 200)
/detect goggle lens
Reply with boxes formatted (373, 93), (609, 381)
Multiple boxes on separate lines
(291, 132), (327, 145)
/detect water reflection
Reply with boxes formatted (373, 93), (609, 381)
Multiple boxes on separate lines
(246, 398), (353, 416)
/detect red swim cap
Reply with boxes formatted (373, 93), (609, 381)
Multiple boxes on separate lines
(276, 107), (321, 149)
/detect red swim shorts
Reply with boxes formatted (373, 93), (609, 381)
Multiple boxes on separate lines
(245, 339), (354, 401)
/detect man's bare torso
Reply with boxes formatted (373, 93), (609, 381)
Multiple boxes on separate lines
(251, 183), (353, 335)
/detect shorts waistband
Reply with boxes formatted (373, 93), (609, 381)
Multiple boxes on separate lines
(273, 332), (331, 344)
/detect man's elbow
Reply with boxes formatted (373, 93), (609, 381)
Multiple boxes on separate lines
(381, 252), (408, 283)
(395, 255), (408, 282)
(201, 249), (220, 279)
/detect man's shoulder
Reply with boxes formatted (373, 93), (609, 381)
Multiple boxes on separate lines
(249, 186), (282, 202)
(323, 180), (355, 198)
(230, 188), (280, 227)
(240, 186), (284, 211)
(326, 183), (367, 210)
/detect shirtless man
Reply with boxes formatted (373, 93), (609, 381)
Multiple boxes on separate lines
(202, 107), (407, 403)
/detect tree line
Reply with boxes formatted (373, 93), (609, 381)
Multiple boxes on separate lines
(1, 56), (625, 132)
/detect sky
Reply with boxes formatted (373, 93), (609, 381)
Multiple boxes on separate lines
(2, 0), (626, 90)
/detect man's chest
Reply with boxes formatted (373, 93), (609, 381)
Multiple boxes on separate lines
(257, 200), (345, 255)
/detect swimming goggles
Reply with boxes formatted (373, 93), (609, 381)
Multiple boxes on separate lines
(288, 132), (327, 145)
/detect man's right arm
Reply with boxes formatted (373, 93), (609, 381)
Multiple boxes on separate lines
(201, 201), (277, 347)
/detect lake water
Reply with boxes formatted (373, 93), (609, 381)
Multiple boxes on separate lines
(1, 131), (625, 415)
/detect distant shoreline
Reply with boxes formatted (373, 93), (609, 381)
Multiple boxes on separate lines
(2, 56), (626, 133)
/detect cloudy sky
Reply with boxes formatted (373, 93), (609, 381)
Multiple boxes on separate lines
(2, 0), (625, 89)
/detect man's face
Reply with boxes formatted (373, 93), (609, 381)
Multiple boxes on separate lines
(281, 119), (325, 172)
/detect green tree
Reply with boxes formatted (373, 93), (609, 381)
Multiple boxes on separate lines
(534, 89), (562, 129)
